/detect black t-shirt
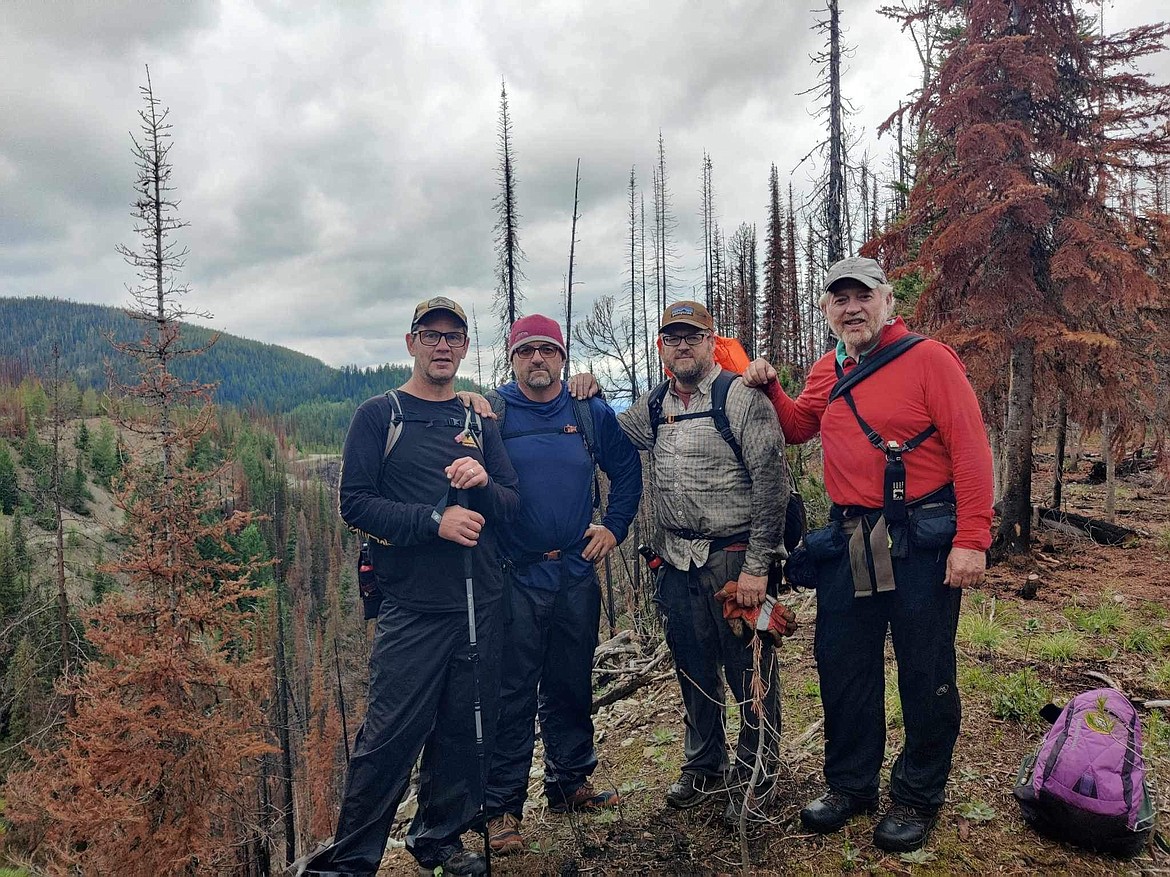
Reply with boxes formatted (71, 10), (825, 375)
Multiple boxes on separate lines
(338, 391), (519, 612)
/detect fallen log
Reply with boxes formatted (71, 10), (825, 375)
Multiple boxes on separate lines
(1038, 507), (1138, 546)
(1086, 452), (1154, 484)
(591, 643), (671, 713)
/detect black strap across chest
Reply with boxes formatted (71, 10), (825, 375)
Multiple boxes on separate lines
(830, 334), (936, 459)
(648, 369), (744, 467)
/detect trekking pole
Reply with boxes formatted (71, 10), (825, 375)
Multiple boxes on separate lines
(458, 489), (492, 877)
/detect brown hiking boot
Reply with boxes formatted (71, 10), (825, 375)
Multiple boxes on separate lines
(487, 813), (525, 855)
(548, 780), (620, 813)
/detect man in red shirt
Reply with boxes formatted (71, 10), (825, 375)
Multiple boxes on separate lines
(744, 256), (993, 852)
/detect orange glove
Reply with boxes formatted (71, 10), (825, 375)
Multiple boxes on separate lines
(714, 581), (798, 645)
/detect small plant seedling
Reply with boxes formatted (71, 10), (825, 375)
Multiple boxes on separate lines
(956, 800), (997, 822)
(618, 779), (647, 795)
(900, 849), (937, 864)
(650, 727), (677, 745)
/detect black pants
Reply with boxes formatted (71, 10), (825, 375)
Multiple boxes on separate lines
(813, 523), (961, 810)
(305, 601), (500, 873)
(655, 549), (781, 784)
(484, 571), (601, 818)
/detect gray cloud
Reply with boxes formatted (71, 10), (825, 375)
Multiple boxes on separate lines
(2, 0), (1165, 371)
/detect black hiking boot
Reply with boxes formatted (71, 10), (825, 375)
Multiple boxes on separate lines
(665, 771), (723, 809)
(417, 848), (487, 876)
(872, 802), (939, 852)
(799, 789), (879, 833)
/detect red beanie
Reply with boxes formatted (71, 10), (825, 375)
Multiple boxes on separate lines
(507, 314), (566, 357)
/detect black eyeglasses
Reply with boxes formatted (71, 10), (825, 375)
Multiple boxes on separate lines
(413, 330), (468, 347)
(660, 331), (710, 347)
(514, 344), (562, 359)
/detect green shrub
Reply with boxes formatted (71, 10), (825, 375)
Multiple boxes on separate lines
(1035, 629), (1083, 662)
(1120, 626), (1160, 655)
(1065, 598), (1126, 635)
(991, 670), (1049, 722)
(958, 609), (1011, 652)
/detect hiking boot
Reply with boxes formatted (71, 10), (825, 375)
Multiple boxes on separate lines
(487, 813), (526, 855)
(416, 848), (487, 876)
(799, 790), (879, 833)
(723, 768), (776, 825)
(872, 802), (939, 852)
(548, 780), (620, 813)
(665, 771), (723, 810)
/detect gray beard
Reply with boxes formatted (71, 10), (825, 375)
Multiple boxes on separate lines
(523, 370), (554, 390)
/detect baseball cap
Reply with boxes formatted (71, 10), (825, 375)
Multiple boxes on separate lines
(822, 256), (888, 293)
(659, 301), (714, 331)
(508, 314), (566, 357)
(411, 296), (468, 329)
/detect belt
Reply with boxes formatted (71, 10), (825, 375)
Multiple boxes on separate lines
(832, 483), (955, 521)
(668, 529), (750, 554)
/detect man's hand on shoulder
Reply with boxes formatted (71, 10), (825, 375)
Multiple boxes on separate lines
(581, 524), (617, 562)
(456, 391), (495, 419)
(568, 373), (600, 400)
(944, 546), (986, 589)
(438, 506), (485, 547)
(742, 358), (777, 388)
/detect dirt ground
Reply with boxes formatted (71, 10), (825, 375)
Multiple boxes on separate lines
(380, 457), (1170, 876)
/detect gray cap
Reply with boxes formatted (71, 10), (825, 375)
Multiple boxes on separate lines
(823, 256), (888, 293)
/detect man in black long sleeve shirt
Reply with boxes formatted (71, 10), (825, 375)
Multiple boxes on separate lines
(303, 296), (519, 877)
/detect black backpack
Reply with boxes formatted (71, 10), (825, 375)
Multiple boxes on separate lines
(357, 389), (485, 619)
(647, 370), (806, 553)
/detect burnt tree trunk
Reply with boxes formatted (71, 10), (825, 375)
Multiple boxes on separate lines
(994, 338), (1034, 556)
(1052, 391), (1067, 509)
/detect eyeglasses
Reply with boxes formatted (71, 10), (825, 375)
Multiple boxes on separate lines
(514, 344), (562, 359)
(660, 331), (710, 347)
(413, 330), (468, 347)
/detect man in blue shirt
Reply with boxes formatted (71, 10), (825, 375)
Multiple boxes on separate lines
(479, 314), (643, 855)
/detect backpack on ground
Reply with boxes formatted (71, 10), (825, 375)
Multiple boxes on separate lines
(357, 389), (485, 620)
(1012, 687), (1156, 856)
(647, 370), (806, 553)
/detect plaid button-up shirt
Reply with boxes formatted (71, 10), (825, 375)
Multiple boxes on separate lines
(619, 364), (787, 576)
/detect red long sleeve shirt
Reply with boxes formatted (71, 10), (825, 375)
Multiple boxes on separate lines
(766, 318), (994, 551)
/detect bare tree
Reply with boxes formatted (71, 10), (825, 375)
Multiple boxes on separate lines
(574, 296), (640, 402)
(492, 80), (525, 374)
(565, 159), (581, 377)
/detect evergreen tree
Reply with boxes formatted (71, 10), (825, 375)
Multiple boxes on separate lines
(0, 443), (18, 515)
(872, 0), (1170, 555)
(3, 68), (271, 875)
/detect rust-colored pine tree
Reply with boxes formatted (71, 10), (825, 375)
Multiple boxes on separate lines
(871, 0), (1170, 555)
(3, 68), (271, 875)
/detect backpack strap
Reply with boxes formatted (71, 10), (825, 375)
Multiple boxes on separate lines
(490, 388), (603, 508)
(829, 335), (935, 526)
(383, 389), (405, 459)
(383, 389), (483, 461)
(648, 370), (745, 467)
(571, 396), (598, 465)
(828, 333), (928, 403)
(485, 388), (507, 434)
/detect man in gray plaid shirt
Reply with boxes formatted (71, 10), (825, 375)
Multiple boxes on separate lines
(617, 301), (788, 823)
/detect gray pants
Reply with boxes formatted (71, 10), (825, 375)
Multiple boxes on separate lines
(655, 549), (781, 785)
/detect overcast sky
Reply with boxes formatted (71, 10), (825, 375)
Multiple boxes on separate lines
(2, 1), (1166, 370)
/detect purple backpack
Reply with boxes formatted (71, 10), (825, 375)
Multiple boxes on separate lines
(1013, 688), (1156, 856)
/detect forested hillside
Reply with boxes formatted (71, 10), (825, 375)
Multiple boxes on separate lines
(0, 297), (490, 450)
(0, 296), (449, 412)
